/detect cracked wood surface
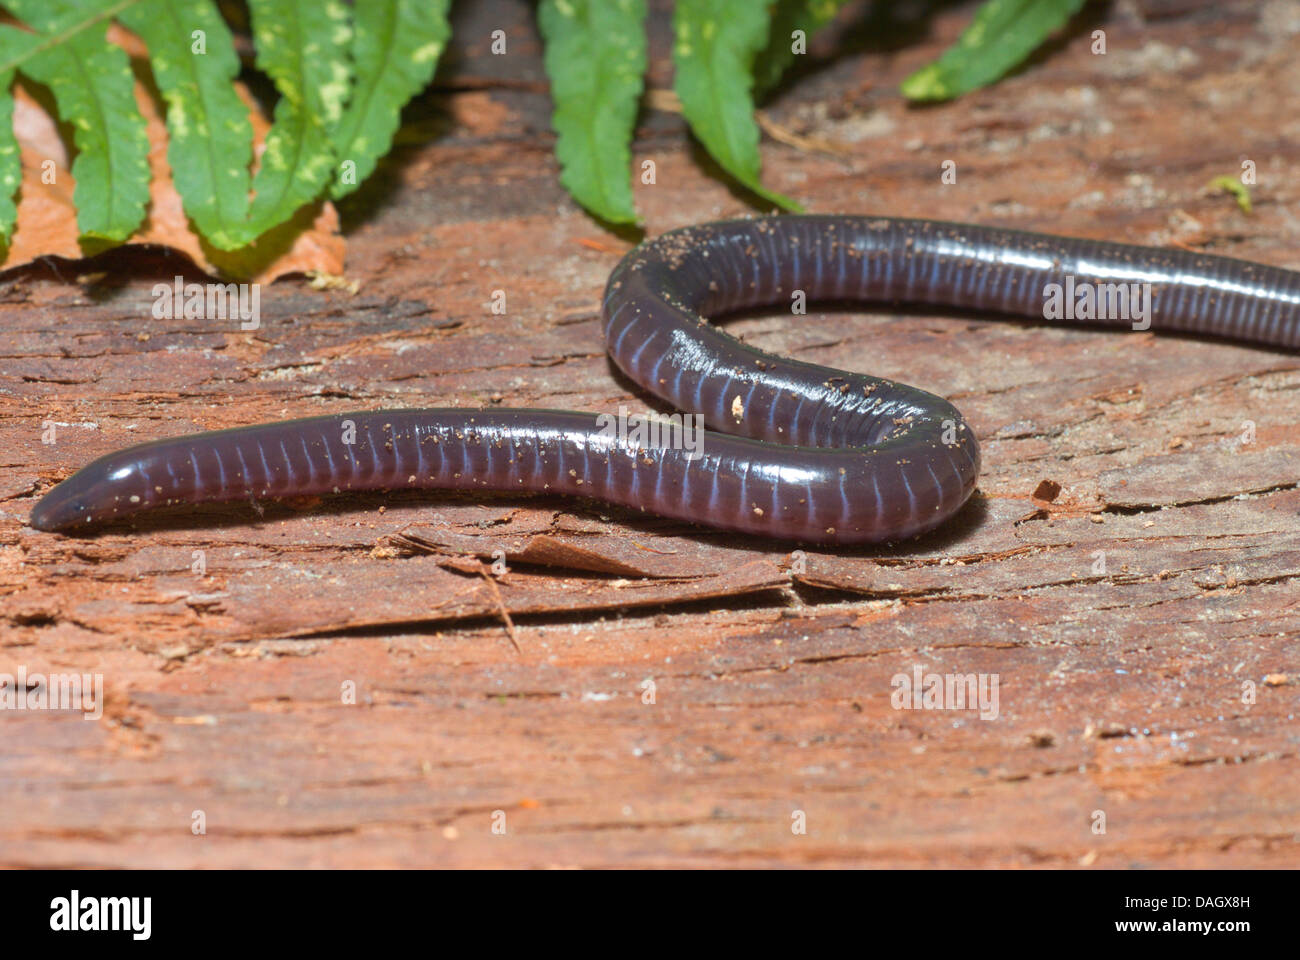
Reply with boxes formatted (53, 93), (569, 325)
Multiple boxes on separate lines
(2, 0), (1299, 867)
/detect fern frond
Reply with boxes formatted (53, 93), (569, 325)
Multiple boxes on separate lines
(0, 27), (38, 243)
(902, 0), (1087, 101)
(244, 0), (350, 236)
(539, 0), (647, 225)
(672, 0), (799, 210)
(7, 0), (151, 242)
(754, 0), (847, 98)
(330, 0), (450, 201)
(120, 0), (255, 250)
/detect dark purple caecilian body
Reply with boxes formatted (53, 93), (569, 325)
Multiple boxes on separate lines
(29, 216), (1300, 544)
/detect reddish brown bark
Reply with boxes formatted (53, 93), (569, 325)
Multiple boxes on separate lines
(0, 0), (1296, 867)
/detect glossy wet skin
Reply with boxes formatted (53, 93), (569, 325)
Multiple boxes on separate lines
(30, 215), (1300, 544)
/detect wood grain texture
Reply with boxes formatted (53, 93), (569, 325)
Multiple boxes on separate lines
(1, 0), (1298, 867)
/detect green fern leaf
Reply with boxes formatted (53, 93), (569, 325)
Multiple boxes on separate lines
(0, 71), (17, 244)
(0, 28), (39, 244)
(119, 0), (254, 250)
(754, 0), (846, 98)
(539, 0), (647, 225)
(901, 0), (1086, 101)
(6, 0), (151, 243)
(330, 0), (450, 201)
(672, 0), (800, 211)
(244, 0), (351, 235)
